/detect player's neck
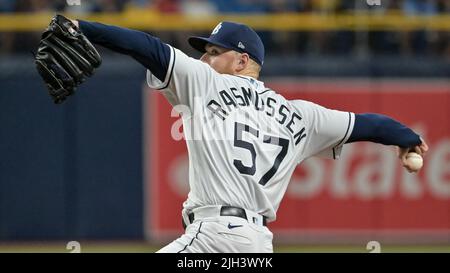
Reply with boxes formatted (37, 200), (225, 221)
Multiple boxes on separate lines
(235, 70), (259, 80)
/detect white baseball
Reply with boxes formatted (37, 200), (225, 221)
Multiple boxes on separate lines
(405, 152), (423, 171)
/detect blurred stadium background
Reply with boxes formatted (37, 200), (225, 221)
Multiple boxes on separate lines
(0, 0), (449, 253)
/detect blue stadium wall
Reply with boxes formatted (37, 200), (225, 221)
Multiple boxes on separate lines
(0, 56), (145, 240)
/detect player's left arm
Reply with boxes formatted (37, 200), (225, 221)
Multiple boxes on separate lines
(70, 19), (171, 84)
(346, 113), (429, 172)
(70, 19), (216, 108)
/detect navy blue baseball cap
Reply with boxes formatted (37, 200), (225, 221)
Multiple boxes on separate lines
(188, 21), (265, 66)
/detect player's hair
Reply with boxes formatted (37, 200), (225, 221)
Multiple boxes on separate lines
(248, 59), (262, 77)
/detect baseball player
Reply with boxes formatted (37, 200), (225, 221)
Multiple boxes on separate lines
(40, 16), (429, 252)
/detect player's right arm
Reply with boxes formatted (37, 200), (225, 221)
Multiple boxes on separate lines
(293, 100), (428, 173)
(70, 19), (215, 108)
(346, 113), (429, 172)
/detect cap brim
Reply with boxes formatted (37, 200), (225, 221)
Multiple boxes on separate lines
(188, 36), (235, 53)
(188, 37), (210, 53)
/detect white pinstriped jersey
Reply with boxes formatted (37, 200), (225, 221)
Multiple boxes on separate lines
(147, 46), (354, 222)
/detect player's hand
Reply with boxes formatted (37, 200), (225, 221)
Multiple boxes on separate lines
(397, 137), (429, 173)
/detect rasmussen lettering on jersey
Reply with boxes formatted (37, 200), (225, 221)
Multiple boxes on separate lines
(171, 96), (297, 143)
(206, 87), (306, 145)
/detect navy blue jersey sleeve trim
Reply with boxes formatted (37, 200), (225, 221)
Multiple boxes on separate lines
(258, 89), (272, 95)
(336, 112), (352, 147)
(78, 20), (170, 82)
(346, 113), (421, 148)
(156, 46), (176, 90)
(333, 112), (352, 159)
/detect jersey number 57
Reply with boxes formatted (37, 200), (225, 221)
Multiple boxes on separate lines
(233, 122), (289, 186)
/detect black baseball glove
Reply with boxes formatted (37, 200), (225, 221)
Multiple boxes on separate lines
(35, 14), (101, 104)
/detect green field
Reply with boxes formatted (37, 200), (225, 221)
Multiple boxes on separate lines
(0, 242), (449, 253)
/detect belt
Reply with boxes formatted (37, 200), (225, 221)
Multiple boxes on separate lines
(182, 206), (267, 229)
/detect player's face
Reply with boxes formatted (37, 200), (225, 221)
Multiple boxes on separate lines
(200, 44), (241, 75)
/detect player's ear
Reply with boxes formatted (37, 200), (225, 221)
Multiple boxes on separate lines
(236, 53), (249, 71)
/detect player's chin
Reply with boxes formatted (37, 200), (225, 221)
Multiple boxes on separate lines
(211, 67), (228, 74)
(208, 64), (232, 75)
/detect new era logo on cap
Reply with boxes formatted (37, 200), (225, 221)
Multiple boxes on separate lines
(188, 21), (265, 66)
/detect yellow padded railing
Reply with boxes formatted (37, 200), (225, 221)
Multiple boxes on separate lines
(0, 10), (449, 32)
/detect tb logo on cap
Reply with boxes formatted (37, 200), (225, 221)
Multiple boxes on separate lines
(211, 22), (222, 35)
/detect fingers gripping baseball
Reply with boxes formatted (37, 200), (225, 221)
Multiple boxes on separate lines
(35, 14), (101, 104)
(397, 137), (429, 173)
